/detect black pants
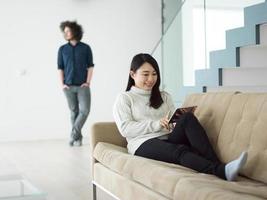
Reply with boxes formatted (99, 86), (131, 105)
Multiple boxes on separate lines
(135, 112), (226, 179)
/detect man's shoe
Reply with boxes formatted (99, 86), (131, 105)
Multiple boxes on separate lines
(69, 139), (75, 147)
(76, 139), (82, 146)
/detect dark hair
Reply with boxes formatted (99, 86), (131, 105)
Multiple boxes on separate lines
(60, 20), (83, 41)
(126, 53), (163, 109)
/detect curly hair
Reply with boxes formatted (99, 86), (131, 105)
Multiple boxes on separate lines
(60, 20), (83, 41)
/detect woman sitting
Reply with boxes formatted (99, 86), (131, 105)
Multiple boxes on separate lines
(113, 53), (247, 181)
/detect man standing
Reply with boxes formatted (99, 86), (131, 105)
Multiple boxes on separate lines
(58, 21), (94, 146)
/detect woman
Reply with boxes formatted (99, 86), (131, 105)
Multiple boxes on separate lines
(113, 53), (247, 181)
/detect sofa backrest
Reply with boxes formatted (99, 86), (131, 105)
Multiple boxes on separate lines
(184, 92), (267, 183)
(217, 93), (267, 183)
(183, 92), (236, 154)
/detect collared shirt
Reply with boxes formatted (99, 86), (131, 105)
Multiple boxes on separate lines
(57, 41), (94, 86)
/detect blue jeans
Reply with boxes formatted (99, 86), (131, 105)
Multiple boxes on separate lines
(63, 86), (91, 141)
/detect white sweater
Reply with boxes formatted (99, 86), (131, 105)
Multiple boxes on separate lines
(113, 86), (176, 154)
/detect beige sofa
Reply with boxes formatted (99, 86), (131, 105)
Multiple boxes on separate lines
(90, 92), (267, 200)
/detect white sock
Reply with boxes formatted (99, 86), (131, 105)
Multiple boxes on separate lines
(225, 151), (248, 181)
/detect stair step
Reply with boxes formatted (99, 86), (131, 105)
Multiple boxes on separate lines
(225, 26), (255, 49)
(206, 85), (267, 93)
(195, 68), (219, 86)
(176, 86), (204, 107)
(240, 44), (267, 68)
(222, 67), (267, 86)
(260, 23), (267, 44)
(209, 48), (237, 68)
(244, 1), (267, 26)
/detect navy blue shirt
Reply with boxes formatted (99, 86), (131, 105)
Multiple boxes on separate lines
(57, 42), (94, 86)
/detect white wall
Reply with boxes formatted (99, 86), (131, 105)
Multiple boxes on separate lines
(0, 0), (161, 141)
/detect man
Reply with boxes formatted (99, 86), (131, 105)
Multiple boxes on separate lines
(58, 21), (94, 146)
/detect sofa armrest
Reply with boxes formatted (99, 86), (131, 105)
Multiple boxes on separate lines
(90, 122), (127, 150)
(90, 122), (127, 180)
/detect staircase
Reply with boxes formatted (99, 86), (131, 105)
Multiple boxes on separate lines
(184, 1), (267, 96)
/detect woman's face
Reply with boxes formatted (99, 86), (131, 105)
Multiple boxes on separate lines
(130, 62), (158, 91)
(63, 27), (73, 41)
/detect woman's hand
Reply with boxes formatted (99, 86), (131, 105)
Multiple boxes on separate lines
(160, 112), (171, 131)
(160, 117), (170, 131)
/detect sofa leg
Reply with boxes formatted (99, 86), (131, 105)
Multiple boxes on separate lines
(93, 182), (97, 200)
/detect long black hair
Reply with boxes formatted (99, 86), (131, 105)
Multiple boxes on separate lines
(60, 20), (83, 41)
(126, 53), (163, 109)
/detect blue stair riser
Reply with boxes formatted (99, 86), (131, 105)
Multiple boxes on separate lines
(225, 26), (257, 48)
(209, 48), (237, 69)
(175, 86), (204, 106)
(244, 2), (267, 26)
(178, 1), (267, 103)
(195, 68), (220, 86)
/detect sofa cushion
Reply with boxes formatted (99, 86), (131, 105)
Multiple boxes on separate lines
(93, 142), (197, 199)
(94, 163), (170, 200)
(93, 142), (267, 199)
(217, 93), (267, 183)
(174, 176), (267, 200)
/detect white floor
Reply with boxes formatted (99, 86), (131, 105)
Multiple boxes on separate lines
(0, 139), (115, 200)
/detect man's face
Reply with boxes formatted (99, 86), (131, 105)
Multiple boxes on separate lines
(63, 27), (73, 41)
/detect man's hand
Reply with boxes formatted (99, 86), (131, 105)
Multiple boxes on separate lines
(80, 82), (90, 88)
(62, 84), (70, 90)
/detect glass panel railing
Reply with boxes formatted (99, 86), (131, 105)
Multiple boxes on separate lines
(151, 40), (163, 80)
(161, 9), (184, 104)
(204, 0), (265, 68)
(181, 0), (205, 86)
(163, 0), (186, 34)
(183, 0), (265, 86)
(152, 0), (266, 105)
(152, 0), (187, 106)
